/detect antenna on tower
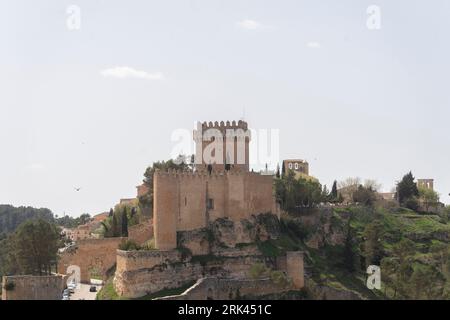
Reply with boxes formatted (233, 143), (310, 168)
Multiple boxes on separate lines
(240, 106), (246, 121)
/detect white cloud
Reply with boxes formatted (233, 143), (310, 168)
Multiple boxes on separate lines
(100, 66), (164, 80)
(306, 42), (321, 49)
(24, 163), (44, 171)
(236, 19), (265, 30)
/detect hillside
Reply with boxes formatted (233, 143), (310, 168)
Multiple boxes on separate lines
(0, 205), (54, 238)
(274, 205), (450, 299)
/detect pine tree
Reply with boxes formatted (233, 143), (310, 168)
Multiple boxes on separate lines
(343, 220), (356, 273)
(121, 208), (128, 237)
(331, 180), (338, 200)
(281, 161), (285, 178)
(112, 212), (119, 237)
(396, 171), (419, 205)
(363, 221), (384, 267)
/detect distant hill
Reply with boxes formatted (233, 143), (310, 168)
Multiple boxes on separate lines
(0, 205), (54, 237)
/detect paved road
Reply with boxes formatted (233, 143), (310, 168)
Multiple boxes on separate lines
(69, 283), (102, 300)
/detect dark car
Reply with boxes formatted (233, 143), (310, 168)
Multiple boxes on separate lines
(89, 285), (97, 292)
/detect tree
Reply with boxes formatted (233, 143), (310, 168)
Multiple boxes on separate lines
(322, 185), (330, 202)
(343, 219), (357, 273)
(418, 187), (439, 212)
(338, 177), (361, 203)
(13, 219), (60, 275)
(380, 257), (398, 297)
(330, 180), (338, 201)
(111, 212), (120, 237)
(363, 179), (381, 192)
(352, 185), (377, 206)
(410, 264), (445, 299)
(121, 208), (128, 237)
(281, 161), (286, 177)
(274, 171), (326, 212)
(391, 238), (415, 298)
(429, 241), (449, 274)
(363, 220), (384, 267)
(396, 171), (419, 205)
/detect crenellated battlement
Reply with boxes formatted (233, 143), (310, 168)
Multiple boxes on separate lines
(154, 168), (253, 180)
(200, 120), (248, 130)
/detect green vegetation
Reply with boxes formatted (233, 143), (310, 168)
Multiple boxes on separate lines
(100, 202), (141, 238)
(249, 263), (290, 288)
(0, 205), (54, 235)
(56, 213), (91, 229)
(118, 239), (140, 251)
(396, 171), (419, 209)
(0, 219), (61, 277)
(274, 170), (328, 212)
(96, 278), (120, 300)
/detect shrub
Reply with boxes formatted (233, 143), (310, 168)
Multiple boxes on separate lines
(405, 197), (419, 211)
(141, 238), (156, 250)
(249, 263), (269, 279)
(118, 239), (140, 251)
(270, 270), (290, 288)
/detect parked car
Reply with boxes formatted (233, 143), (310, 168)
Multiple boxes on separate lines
(89, 285), (97, 292)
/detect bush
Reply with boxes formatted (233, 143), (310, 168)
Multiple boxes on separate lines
(404, 197), (419, 211)
(270, 270), (290, 288)
(141, 238), (156, 250)
(118, 239), (140, 251)
(249, 263), (269, 279)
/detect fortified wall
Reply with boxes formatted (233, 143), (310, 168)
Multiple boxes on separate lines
(58, 237), (126, 283)
(57, 219), (153, 283)
(153, 169), (278, 250)
(154, 277), (290, 300)
(2, 274), (67, 300)
(113, 248), (304, 299)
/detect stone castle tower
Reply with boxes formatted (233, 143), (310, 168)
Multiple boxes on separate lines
(193, 120), (251, 172)
(153, 120), (278, 250)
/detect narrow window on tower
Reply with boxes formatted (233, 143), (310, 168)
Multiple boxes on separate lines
(207, 198), (214, 210)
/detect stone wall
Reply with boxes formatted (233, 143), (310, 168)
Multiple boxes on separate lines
(153, 169), (278, 250)
(286, 251), (304, 289)
(58, 237), (125, 283)
(113, 248), (269, 298)
(128, 218), (153, 245)
(155, 277), (291, 300)
(2, 275), (67, 300)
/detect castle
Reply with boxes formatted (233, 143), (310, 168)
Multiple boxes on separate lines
(153, 120), (279, 250)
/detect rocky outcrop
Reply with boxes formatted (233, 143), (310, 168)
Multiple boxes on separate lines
(210, 213), (281, 248)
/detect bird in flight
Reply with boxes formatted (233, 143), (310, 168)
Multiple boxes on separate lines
(74, 187), (82, 192)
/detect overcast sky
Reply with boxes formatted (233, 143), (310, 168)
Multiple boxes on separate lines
(1, 0), (449, 216)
